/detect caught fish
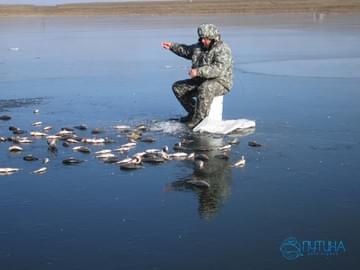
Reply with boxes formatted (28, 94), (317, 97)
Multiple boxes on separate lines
(32, 121), (42, 126)
(74, 124), (88, 131)
(121, 142), (137, 148)
(0, 167), (20, 174)
(218, 144), (232, 151)
(33, 167), (47, 174)
(62, 158), (84, 165)
(23, 155), (39, 161)
(82, 138), (106, 144)
(95, 149), (112, 155)
(232, 156), (246, 167)
(168, 152), (188, 160)
(248, 141), (262, 147)
(0, 115), (11, 121)
(17, 138), (32, 144)
(72, 146), (91, 153)
(120, 163), (143, 170)
(43, 126), (52, 131)
(96, 153), (115, 159)
(116, 157), (133, 165)
(8, 145), (23, 152)
(30, 131), (47, 137)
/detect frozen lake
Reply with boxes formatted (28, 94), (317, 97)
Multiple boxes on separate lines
(0, 14), (360, 269)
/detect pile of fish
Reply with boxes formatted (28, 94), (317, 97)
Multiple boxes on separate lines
(1, 111), (262, 182)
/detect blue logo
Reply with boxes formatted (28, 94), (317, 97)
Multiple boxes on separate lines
(280, 237), (346, 260)
(280, 237), (303, 260)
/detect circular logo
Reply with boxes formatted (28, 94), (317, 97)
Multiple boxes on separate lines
(280, 237), (303, 260)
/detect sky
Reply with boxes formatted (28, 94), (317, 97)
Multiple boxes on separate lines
(0, 0), (165, 5)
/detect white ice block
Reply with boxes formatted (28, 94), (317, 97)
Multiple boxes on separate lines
(193, 96), (256, 134)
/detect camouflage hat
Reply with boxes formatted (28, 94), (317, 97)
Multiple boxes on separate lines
(197, 24), (220, 41)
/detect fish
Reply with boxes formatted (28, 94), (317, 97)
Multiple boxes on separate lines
(33, 167), (47, 174)
(103, 157), (119, 164)
(215, 153), (230, 160)
(8, 145), (23, 152)
(168, 152), (188, 160)
(30, 131), (47, 137)
(82, 138), (106, 144)
(113, 125), (130, 131)
(33, 109), (40, 114)
(43, 126), (52, 131)
(119, 163), (143, 170)
(96, 153), (115, 159)
(91, 128), (104, 134)
(120, 142), (136, 148)
(218, 144), (232, 151)
(66, 138), (79, 144)
(116, 157), (133, 165)
(62, 158), (84, 165)
(23, 155), (39, 161)
(232, 156), (246, 167)
(72, 146), (91, 153)
(32, 121), (42, 126)
(95, 149), (112, 155)
(0, 115), (11, 121)
(17, 137), (32, 144)
(194, 153), (209, 161)
(228, 138), (240, 145)
(0, 168), (20, 174)
(74, 124), (88, 131)
(248, 141), (262, 147)
(140, 137), (156, 143)
(43, 158), (50, 164)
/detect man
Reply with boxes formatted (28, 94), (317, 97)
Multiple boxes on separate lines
(161, 23), (233, 128)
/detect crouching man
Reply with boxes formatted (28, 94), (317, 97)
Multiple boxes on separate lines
(161, 23), (233, 128)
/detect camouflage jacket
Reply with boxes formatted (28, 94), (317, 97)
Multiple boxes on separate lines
(170, 41), (233, 90)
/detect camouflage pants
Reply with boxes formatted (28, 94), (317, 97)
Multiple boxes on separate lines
(172, 78), (228, 121)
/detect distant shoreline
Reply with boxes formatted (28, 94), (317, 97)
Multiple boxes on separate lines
(1, 0), (360, 16)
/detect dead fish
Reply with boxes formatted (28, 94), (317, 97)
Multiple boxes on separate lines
(47, 139), (57, 152)
(43, 126), (52, 131)
(121, 142), (136, 149)
(218, 144), (232, 151)
(168, 152), (188, 160)
(232, 156), (246, 167)
(46, 135), (61, 140)
(103, 156), (119, 164)
(33, 167), (47, 174)
(91, 128), (104, 134)
(248, 141), (262, 147)
(0, 167), (20, 174)
(96, 153), (115, 159)
(62, 158), (84, 165)
(186, 179), (210, 188)
(116, 157), (133, 165)
(120, 163), (143, 170)
(74, 124), (88, 131)
(0, 136), (7, 142)
(95, 149), (112, 155)
(142, 153), (166, 164)
(0, 115), (11, 121)
(113, 147), (130, 153)
(17, 137), (32, 144)
(9, 145), (23, 152)
(82, 138), (106, 144)
(43, 158), (50, 164)
(9, 126), (20, 132)
(30, 131), (47, 137)
(32, 121), (42, 126)
(23, 155), (39, 161)
(33, 109), (40, 114)
(72, 146), (91, 153)
(228, 138), (240, 145)
(140, 137), (156, 143)
(13, 129), (26, 135)
(173, 142), (187, 151)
